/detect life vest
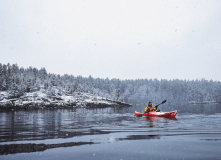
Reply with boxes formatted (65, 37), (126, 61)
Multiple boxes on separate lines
(144, 106), (156, 112)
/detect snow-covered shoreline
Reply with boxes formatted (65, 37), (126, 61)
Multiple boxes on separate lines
(189, 101), (221, 104)
(0, 90), (132, 109)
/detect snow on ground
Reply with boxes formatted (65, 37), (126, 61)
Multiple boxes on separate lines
(0, 90), (131, 109)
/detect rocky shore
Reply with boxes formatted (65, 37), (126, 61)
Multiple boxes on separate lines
(0, 90), (132, 110)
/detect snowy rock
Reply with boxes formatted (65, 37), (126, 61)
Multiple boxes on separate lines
(0, 91), (132, 109)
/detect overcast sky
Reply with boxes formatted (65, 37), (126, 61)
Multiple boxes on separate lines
(1, 0), (221, 81)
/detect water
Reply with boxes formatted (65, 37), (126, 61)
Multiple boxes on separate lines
(0, 104), (221, 160)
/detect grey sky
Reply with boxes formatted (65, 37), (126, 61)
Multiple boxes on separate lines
(1, 0), (221, 81)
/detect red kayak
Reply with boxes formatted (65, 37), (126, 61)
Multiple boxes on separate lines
(134, 110), (178, 118)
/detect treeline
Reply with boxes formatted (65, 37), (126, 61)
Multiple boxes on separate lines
(0, 63), (122, 100)
(123, 78), (221, 107)
(1, 63), (221, 107)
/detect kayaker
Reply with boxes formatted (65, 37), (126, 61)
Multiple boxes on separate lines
(144, 101), (157, 113)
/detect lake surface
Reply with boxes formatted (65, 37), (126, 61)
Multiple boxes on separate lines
(1, 104), (221, 160)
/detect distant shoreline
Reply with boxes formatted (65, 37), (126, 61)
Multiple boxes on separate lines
(189, 101), (221, 104)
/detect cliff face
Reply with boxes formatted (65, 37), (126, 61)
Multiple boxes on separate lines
(0, 90), (132, 109)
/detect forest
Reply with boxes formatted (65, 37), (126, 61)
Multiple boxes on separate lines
(0, 63), (221, 108)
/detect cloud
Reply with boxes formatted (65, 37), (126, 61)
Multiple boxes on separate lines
(1, 0), (221, 81)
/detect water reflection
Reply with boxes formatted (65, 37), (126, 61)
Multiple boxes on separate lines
(1, 104), (221, 157)
(116, 135), (160, 141)
(0, 107), (131, 155)
(0, 107), (130, 143)
(173, 103), (221, 114)
(144, 116), (177, 122)
(0, 142), (95, 155)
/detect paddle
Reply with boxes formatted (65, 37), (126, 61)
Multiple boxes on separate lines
(137, 100), (167, 117)
(155, 100), (167, 108)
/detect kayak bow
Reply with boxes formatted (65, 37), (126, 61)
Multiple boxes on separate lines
(134, 110), (178, 118)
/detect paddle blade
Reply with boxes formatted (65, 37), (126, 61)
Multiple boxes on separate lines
(162, 100), (167, 104)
